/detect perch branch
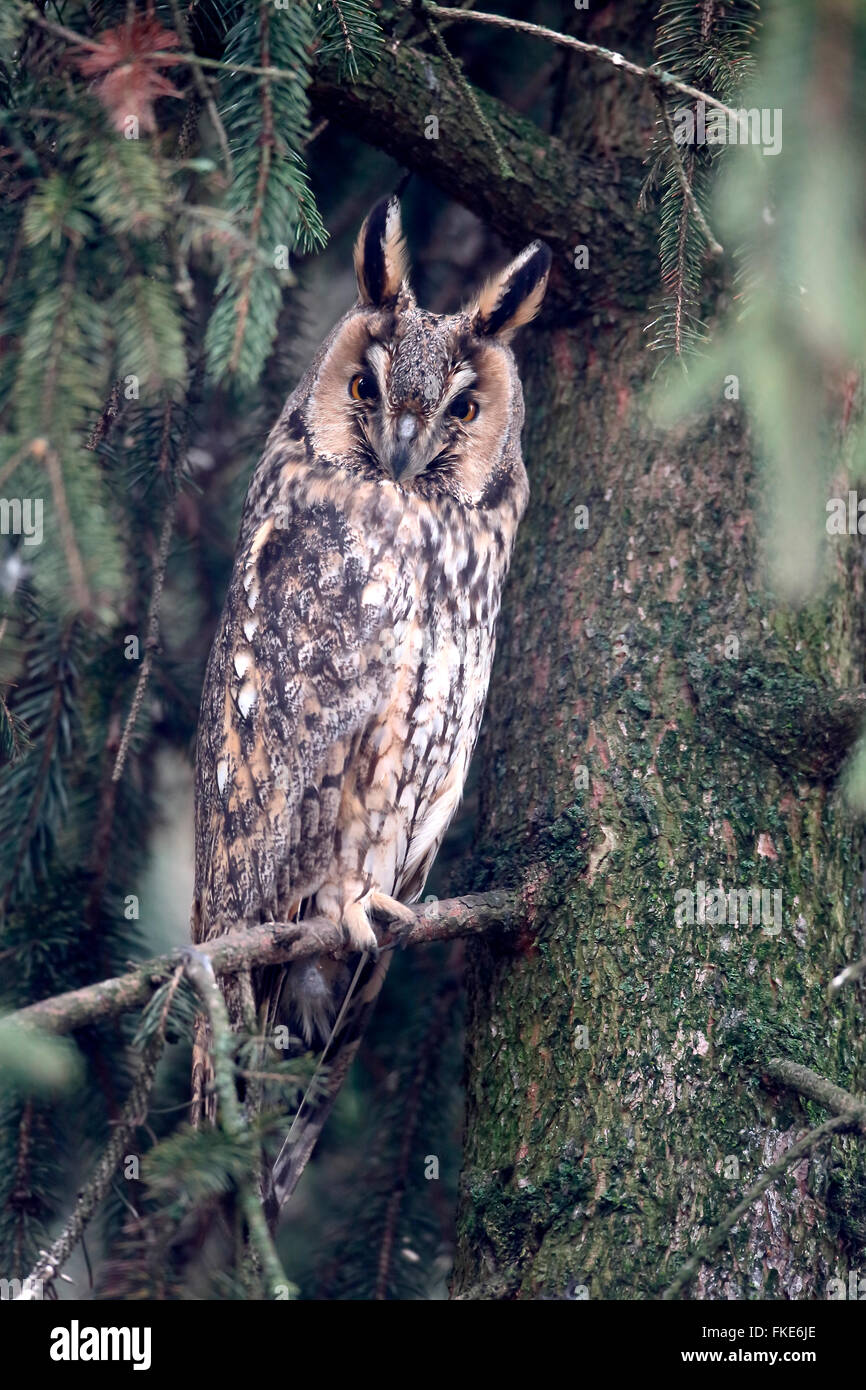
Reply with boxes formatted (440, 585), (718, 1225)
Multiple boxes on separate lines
(5, 891), (517, 1038)
(657, 97), (723, 256)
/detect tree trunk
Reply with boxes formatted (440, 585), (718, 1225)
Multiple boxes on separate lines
(451, 17), (866, 1301)
(312, 3), (866, 1301)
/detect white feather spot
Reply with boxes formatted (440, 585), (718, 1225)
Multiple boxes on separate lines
(234, 651), (251, 679)
(216, 759), (228, 794)
(238, 681), (257, 718)
(247, 587), (259, 612)
(243, 618), (258, 640)
(362, 580), (387, 608)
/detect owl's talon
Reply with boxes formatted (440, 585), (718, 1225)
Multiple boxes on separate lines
(341, 901), (380, 957)
(368, 891), (416, 948)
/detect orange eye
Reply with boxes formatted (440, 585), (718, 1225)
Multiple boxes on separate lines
(449, 394), (478, 422)
(350, 373), (377, 402)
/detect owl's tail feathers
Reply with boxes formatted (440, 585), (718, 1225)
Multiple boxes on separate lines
(263, 950), (392, 1229)
(286, 957), (340, 1045)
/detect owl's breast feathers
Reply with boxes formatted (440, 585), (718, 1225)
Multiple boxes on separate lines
(192, 429), (524, 946)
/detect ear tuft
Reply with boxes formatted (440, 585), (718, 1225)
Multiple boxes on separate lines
(354, 196), (410, 307)
(471, 241), (552, 342)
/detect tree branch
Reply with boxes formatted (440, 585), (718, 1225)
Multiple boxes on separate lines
(763, 1058), (866, 1130)
(5, 891), (517, 1038)
(420, 4), (752, 125)
(310, 45), (657, 306)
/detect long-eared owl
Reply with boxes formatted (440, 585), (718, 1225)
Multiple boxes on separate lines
(191, 197), (550, 1214)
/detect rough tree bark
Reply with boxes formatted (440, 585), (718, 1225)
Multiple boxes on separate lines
(314, 12), (866, 1301)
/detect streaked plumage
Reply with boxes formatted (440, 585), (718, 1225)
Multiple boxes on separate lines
(191, 197), (550, 1215)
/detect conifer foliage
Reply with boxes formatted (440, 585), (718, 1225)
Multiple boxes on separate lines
(0, 0), (380, 1298)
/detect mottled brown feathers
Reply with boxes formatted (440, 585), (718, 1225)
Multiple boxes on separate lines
(191, 199), (549, 1208)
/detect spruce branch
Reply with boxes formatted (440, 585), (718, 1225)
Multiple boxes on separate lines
(6, 892), (517, 1036)
(0, 618), (78, 914)
(228, 2), (274, 378)
(657, 95), (722, 257)
(204, 0), (325, 386)
(315, 0), (383, 81)
(167, 0), (233, 180)
(644, 0), (757, 358)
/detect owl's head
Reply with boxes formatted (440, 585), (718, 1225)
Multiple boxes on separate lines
(298, 198), (551, 507)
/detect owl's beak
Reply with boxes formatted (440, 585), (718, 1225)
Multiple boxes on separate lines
(388, 412), (420, 481)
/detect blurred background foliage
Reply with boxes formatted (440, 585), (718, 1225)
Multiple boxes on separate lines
(0, 0), (864, 1297)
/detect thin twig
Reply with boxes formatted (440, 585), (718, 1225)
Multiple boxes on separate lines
(112, 486), (178, 782)
(305, 117), (329, 147)
(167, 0), (233, 179)
(418, 3), (751, 129)
(0, 439), (42, 492)
(662, 1057), (866, 1299)
(421, 7), (512, 181)
(84, 380), (123, 453)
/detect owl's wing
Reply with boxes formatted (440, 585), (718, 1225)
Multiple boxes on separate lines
(192, 463), (404, 942)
